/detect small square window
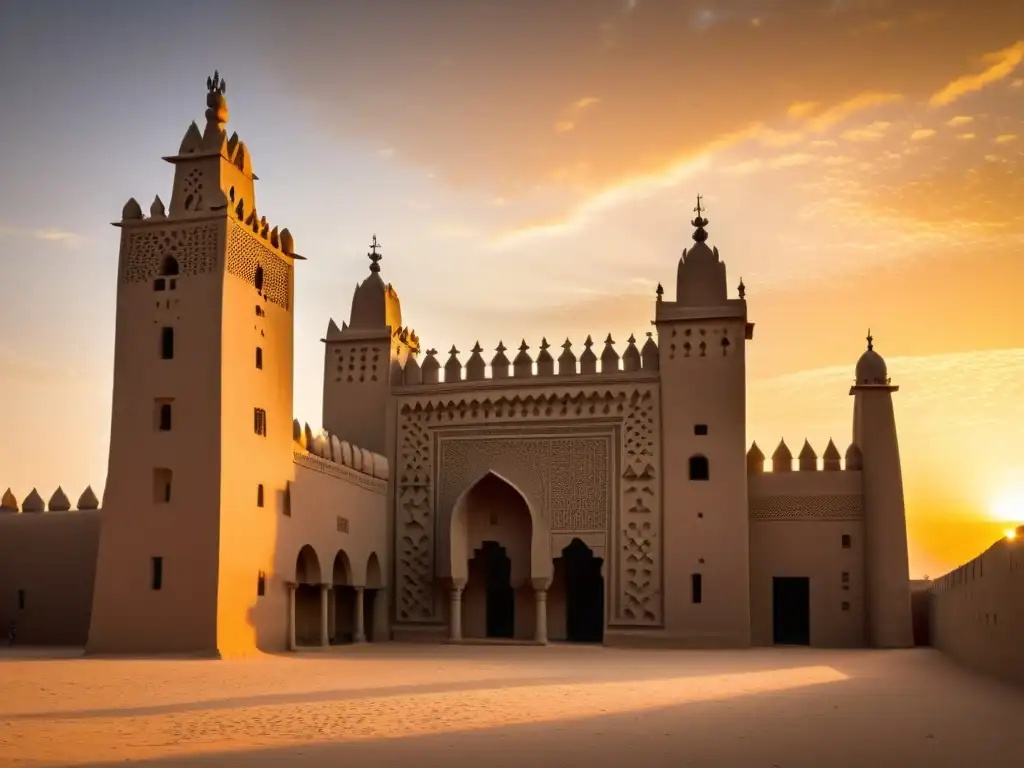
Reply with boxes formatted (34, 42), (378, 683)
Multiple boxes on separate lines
(841, 601), (850, 611)
(254, 408), (267, 437)
(694, 424), (708, 436)
(153, 278), (166, 292)
(841, 534), (852, 549)
(841, 571), (850, 583)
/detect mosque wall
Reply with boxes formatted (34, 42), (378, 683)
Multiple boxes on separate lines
(0, 505), (101, 645)
(929, 529), (1024, 685)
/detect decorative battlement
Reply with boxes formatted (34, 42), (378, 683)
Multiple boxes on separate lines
(0, 485), (101, 514)
(291, 419), (389, 482)
(746, 438), (862, 473)
(394, 332), (660, 387)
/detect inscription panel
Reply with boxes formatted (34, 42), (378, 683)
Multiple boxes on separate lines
(750, 493), (863, 520)
(438, 435), (610, 532)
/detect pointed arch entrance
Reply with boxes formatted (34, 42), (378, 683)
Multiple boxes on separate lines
(293, 545), (323, 646)
(450, 471), (534, 640)
(553, 538), (605, 643)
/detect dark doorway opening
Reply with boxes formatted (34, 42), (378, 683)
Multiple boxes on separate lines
(563, 538), (605, 643)
(363, 588), (377, 642)
(772, 576), (810, 645)
(481, 541), (514, 638)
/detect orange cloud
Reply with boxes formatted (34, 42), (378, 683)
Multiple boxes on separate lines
(957, 132), (976, 140)
(995, 134), (1017, 144)
(841, 121), (892, 142)
(910, 128), (936, 140)
(804, 93), (903, 131)
(787, 101), (820, 119)
(929, 40), (1024, 106)
(946, 115), (973, 126)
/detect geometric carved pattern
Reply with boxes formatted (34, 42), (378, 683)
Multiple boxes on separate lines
(226, 220), (291, 310)
(620, 389), (659, 623)
(120, 223), (220, 283)
(438, 436), (610, 532)
(749, 494), (864, 520)
(332, 344), (382, 384)
(393, 385), (662, 627)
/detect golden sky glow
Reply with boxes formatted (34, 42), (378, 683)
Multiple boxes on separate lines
(1, 0), (1022, 578)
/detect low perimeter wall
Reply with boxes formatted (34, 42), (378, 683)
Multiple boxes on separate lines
(929, 527), (1024, 685)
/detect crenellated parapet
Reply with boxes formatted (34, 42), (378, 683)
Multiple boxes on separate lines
(0, 485), (102, 514)
(746, 438), (861, 473)
(396, 332), (660, 387)
(291, 418), (389, 482)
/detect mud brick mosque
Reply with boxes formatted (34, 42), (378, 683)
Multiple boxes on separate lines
(0, 74), (915, 657)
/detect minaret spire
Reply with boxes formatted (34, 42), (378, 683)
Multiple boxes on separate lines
(691, 194), (709, 243)
(204, 70), (228, 130)
(866, 328), (874, 352)
(368, 234), (383, 273)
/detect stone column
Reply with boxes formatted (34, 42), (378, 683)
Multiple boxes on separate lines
(320, 584), (331, 647)
(449, 584), (464, 641)
(286, 582), (297, 651)
(354, 586), (366, 643)
(532, 577), (551, 644)
(327, 585), (337, 643)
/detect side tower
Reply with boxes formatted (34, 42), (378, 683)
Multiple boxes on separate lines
(654, 199), (753, 646)
(87, 74), (301, 656)
(321, 238), (418, 454)
(851, 333), (913, 648)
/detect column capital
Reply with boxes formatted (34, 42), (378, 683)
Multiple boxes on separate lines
(531, 577), (552, 592)
(284, 580), (297, 590)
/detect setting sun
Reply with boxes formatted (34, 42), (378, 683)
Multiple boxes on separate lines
(991, 489), (1024, 525)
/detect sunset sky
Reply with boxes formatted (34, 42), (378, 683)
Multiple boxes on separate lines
(1, 0), (1022, 578)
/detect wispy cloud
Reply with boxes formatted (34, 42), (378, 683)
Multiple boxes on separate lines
(946, 115), (973, 127)
(0, 225), (83, 247)
(995, 133), (1017, 144)
(804, 92), (903, 131)
(957, 132), (976, 140)
(910, 128), (936, 140)
(553, 96), (601, 133)
(841, 121), (892, 142)
(929, 40), (1024, 106)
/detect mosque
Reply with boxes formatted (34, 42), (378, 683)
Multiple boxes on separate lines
(0, 74), (915, 657)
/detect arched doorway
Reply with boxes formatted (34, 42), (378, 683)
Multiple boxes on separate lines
(559, 538), (604, 643)
(456, 472), (532, 640)
(294, 545), (322, 646)
(331, 550), (354, 644)
(364, 552), (383, 641)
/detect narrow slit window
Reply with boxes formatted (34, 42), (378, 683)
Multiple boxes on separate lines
(151, 557), (164, 590)
(254, 408), (267, 437)
(255, 347), (263, 370)
(160, 327), (174, 360)
(157, 402), (172, 431)
(17, 589), (25, 610)
(257, 484), (264, 508)
(257, 571), (266, 597)
(841, 534), (852, 549)
(691, 573), (703, 604)
(254, 265), (264, 292)
(153, 468), (172, 504)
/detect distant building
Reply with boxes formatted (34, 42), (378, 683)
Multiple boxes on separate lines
(0, 74), (914, 656)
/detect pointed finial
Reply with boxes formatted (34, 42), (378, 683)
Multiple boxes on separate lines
(866, 328), (873, 351)
(738, 277), (746, 299)
(207, 70), (226, 95)
(540, 337), (550, 351)
(471, 341), (483, 354)
(584, 335), (594, 348)
(562, 338), (572, 350)
(656, 282), (664, 302)
(646, 331), (653, 338)
(495, 340), (507, 354)
(205, 71), (228, 127)
(628, 333), (636, 344)
(691, 193), (709, 243)
(368, 234), (382, 273)
(518, 339), (529, 352)
(448, 345), (459, 356)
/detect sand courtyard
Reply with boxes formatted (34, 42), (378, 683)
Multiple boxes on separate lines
(0, 643), (1019, 767)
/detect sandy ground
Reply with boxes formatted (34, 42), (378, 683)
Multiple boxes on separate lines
(0, 643), (1020, 767)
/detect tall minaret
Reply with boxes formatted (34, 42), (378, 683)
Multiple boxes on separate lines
(851, 332), (913, 648)
(654, 197), (754, 647)
(321, 236), (418, 454)
(87, 73), (300, 656)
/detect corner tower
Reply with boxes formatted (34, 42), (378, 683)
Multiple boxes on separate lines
(851, 333), (913, 648)
(321, 237), (418, 454)
(654, 198), (754, 646)
(87, 73), (301, 656)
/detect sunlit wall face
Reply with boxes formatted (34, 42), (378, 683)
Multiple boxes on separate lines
(1, 0), (1023, 578)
